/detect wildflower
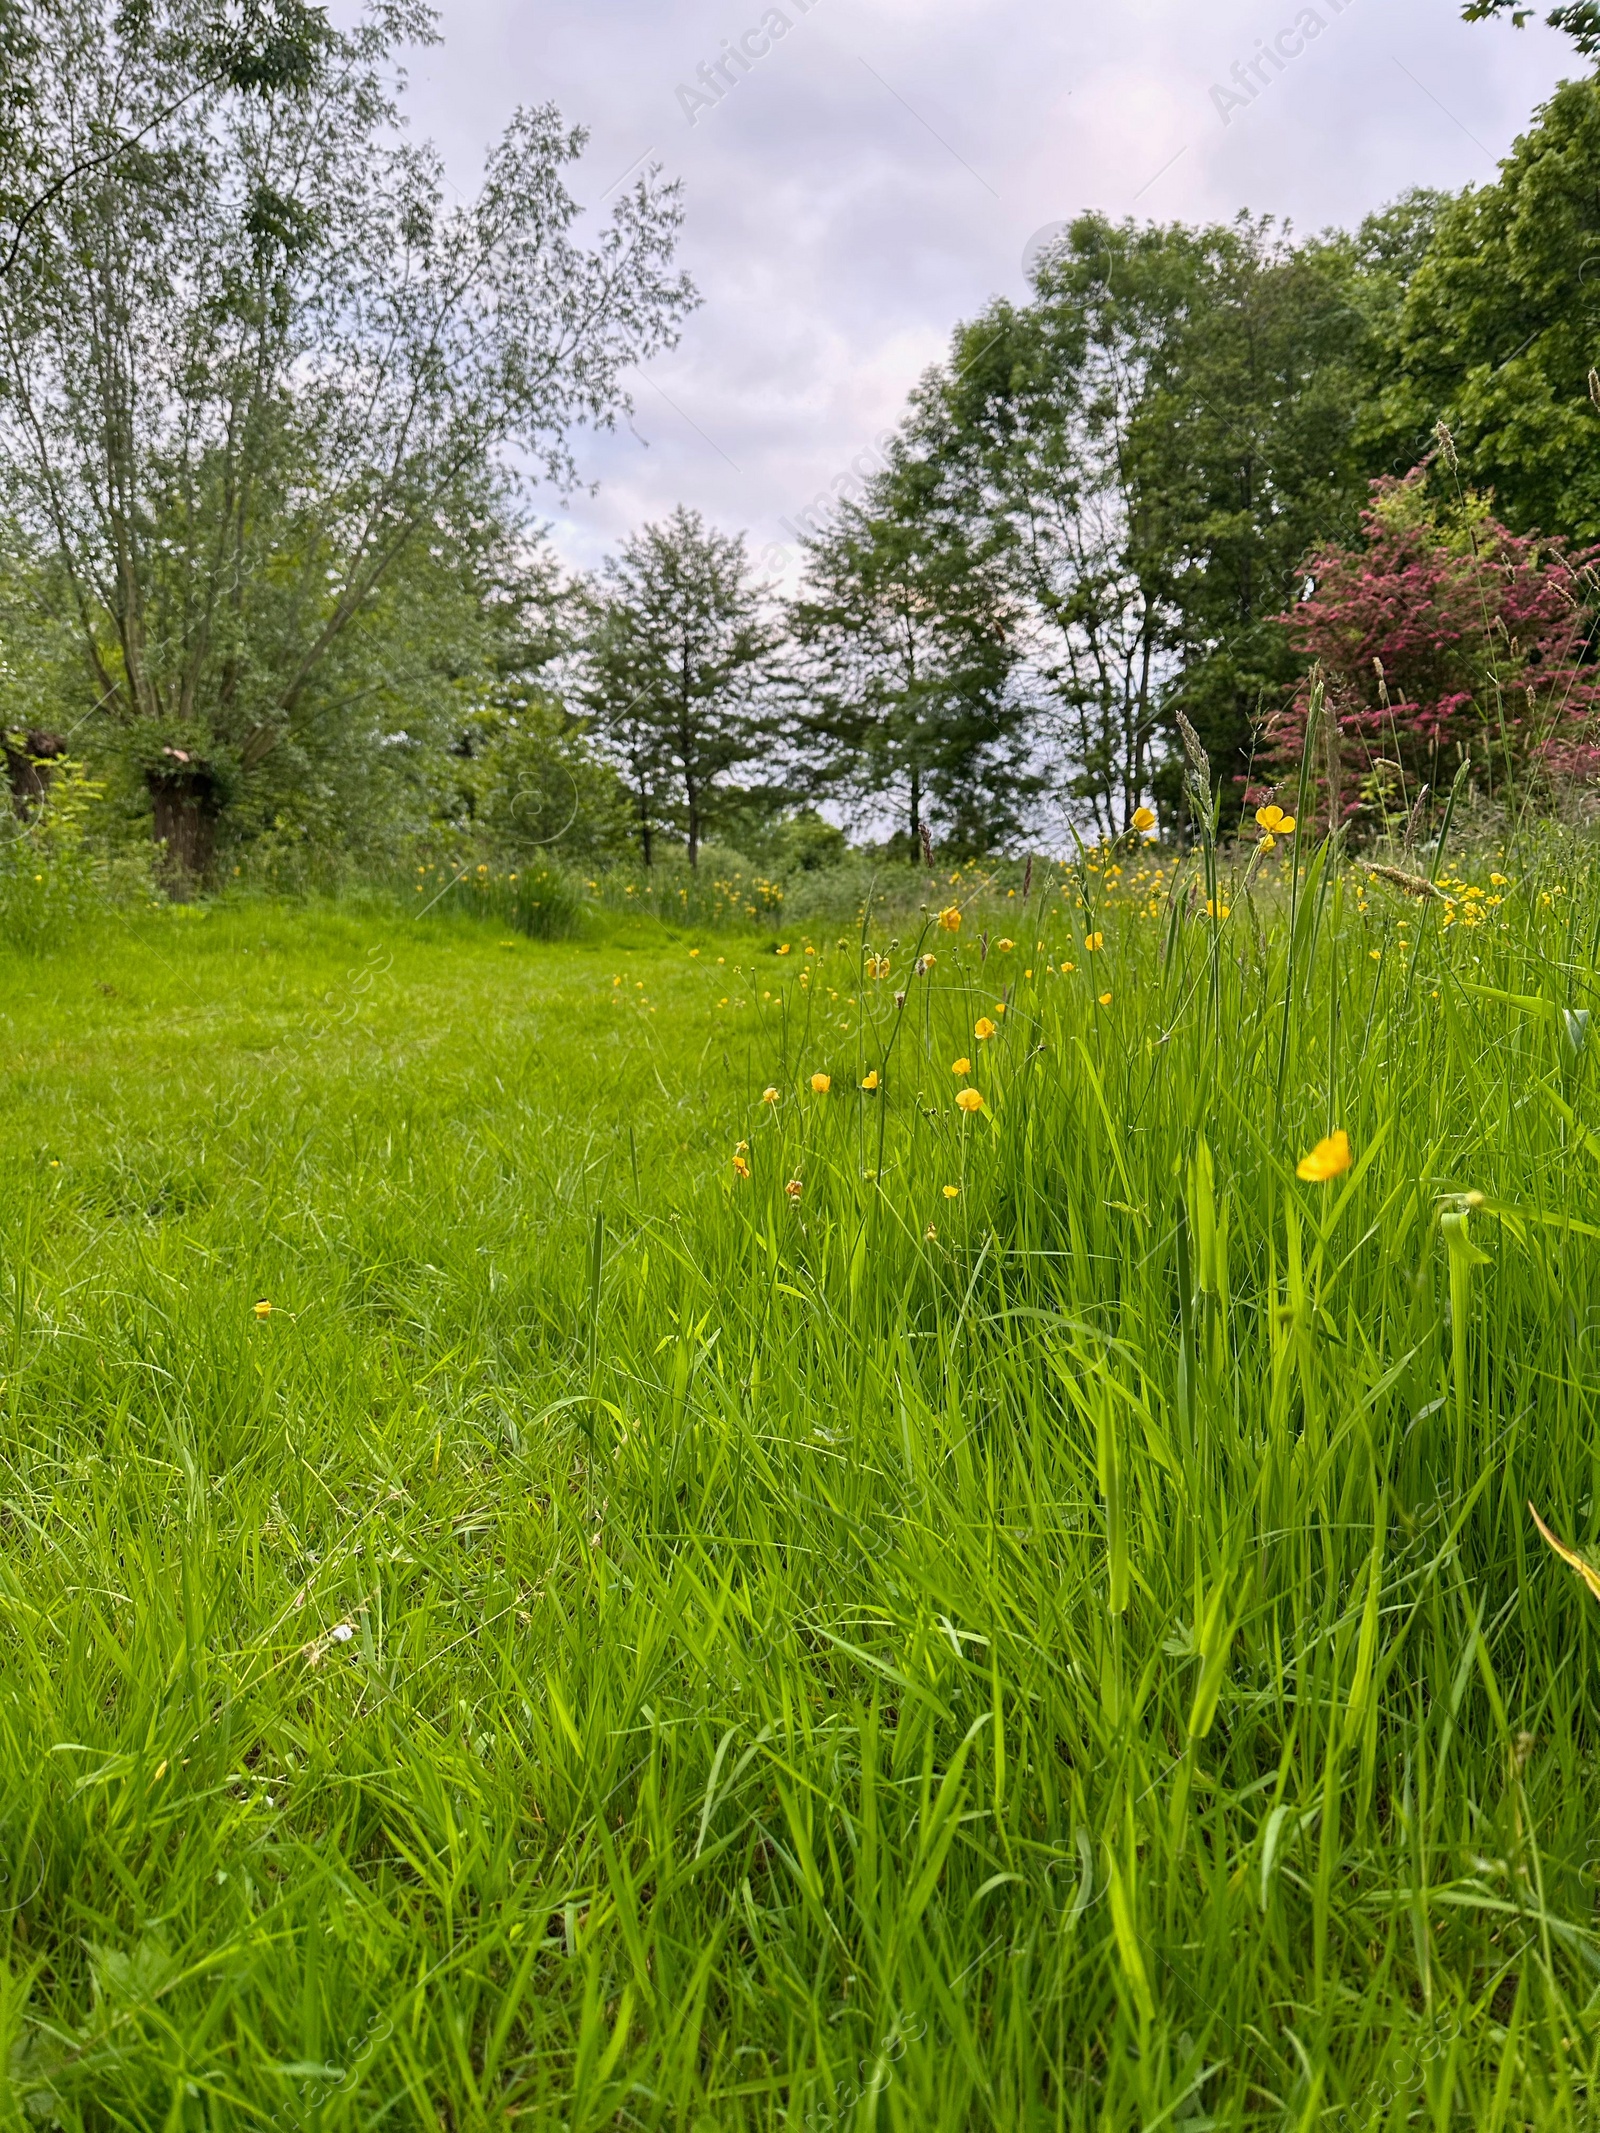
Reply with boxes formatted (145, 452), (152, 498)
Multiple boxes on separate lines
(974, 1017), (998, 1041)
(1085, 933), (1104, 951)
(925, 1225), (938, 1241)
(762, 1087), (780, 1105)
(736, 1141), (749, 1154)
(1099, 992), (1113, 1007)
(1256, 805), (1297, 836)
(811, 1073), (831, 1094)
(998, 938), (1015, 953)
(943, 1184), (961, 1200)
(1296, 1131), (1352, 1184)
(861, 1071), (880, 1092)
(938, 906), (963, 933)
(1206, 900), (1230, 921)
(690, 948), (700, 958)
(785, 1179), (803, 1202)
(1259, 834), (1277, 854)
(1369, 949), (1381, 961)
(956, 1088), (986, 1115)
(866, 954), (891, 979)
(1132, 806), (1157, 834)
(915, 954), (935, 975)
(613, 976), (622, 987)
(952, 1057), (972, 1076)
(1061, 961), (1076, 974)
(894, 989), (907, 1008)
(778, 944), (792, 956)
(1490, 873), (1508, 887)
(732, 1155), (751, 1180)
(254, 1301), (273, 1319)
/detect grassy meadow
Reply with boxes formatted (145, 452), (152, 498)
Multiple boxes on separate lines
(2, 837), (1600, 2127)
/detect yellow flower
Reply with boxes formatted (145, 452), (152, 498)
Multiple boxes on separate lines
(1256, 806), (1297, 836)
(778, 944), (792, 956)
(1099, 992), (1113, 1007)
(1061, 961), (1076, 973)
(1132, 806), (1157, 834)
(811, 1073), (831, 1094)
(1490, 873), (1508, 886)
(974, 1017), (998, 1041)
(1296, 1130), (1352, 1184)
(612, 975), (622, 987)
(956, 1088), (986, 1115)
(732, 1155), (751, 1180)
(1259, 833), (1277, 854)
(254, 1300), (273, 1319)
(1369, 949), (1381, 961)
(861, 1070), (880, 1091)
(1206, 900), (1230, 920)
(762, 1086), (780, 1104)
(952, 1057), (972, 1076)
(938, 906), (963, 932)
(690, 948), (700, 958)
(997, 938), (1015, 952)
(1085, 933), (1104, 951)
(866, 954), (891, 979)
(943, 1185), (961, 1200)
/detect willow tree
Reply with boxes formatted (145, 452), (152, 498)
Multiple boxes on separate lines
(0, 0), (693, 880)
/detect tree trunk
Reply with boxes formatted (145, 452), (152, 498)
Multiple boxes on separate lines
(4, 731), (63, 817)
(147, 752), (222, 897)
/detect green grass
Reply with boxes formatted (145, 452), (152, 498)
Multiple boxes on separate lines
(2, 841), (1600, 2128)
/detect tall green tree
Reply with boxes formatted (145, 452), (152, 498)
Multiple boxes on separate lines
(0, 0), (693, 879)
(1374, 76), (1600, 543)
(789, 431), (1026, 855)
(1462, 1), (1600, 56)
(924, 213), (1383, 831)
(582, 507), (776, 869)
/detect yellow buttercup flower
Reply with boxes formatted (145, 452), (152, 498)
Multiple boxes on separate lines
(1085, 933), (1104, 951)
(762, 1086), (780, 1104)
(1132, 806), (1157, 834)
(956, 1089), (986, 1115)
(974, 1017), (998, 1041)
(943, 1185), (961, 1200)
(938, 906), (962, 933)
(1099, 992), (1113, 1007)
(732, 1155), (751, 1180)
(952, 1057), (972, 1076)
(1296, 1130), (1352, 1184)
(777, 944), (792, 956)
(811, 1073), (831, 1094)
(997, 938), (1015, 952)
(861, 1070), (880, 1091)
(253, 1300), (273, 1319)
(1256, 805), (1297, 836)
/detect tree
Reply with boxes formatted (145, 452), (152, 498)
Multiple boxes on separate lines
(582, 507), (776, 868)
(0, 0), (693, 881)
(921, 214), (1381, 835)
(1272, 469), (1600, 824)
(1461, 1), (1600, 57)
(789, 430), (1027, 855)
(1375, 78), (1600, 543)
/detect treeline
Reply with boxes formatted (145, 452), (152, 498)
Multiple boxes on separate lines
(4, 0), (1600, 887)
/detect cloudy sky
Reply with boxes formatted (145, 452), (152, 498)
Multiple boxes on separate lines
(398, 0), (1574, 581)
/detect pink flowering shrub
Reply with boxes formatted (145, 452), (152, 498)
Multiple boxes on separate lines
(1266, 472), (1600, 827)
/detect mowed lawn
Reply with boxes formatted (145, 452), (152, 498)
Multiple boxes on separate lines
(3, 867), (1600, 2129)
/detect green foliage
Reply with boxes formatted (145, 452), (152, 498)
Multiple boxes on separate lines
(1377, 77), (1600, 541)
(581, 506), (778, 869)
(790, 430), (1029, 854)
(4, 830), (1600, 2118)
